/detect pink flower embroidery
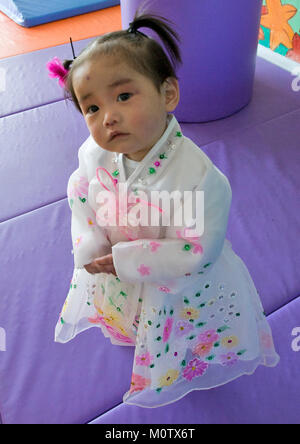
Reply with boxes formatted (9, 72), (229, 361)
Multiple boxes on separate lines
(129, 373), (151, 394)
(163, 317), (174, 342)
(88, 314), (134, 344)
(68, 176), (89, 199)
(197, 329), (219, 344)
(260, 331), (274, 349)
(174, 320), (194, 337)
(176, 230), (183, 239)
(137, 264), (151, 276)
(149, 241), (161, 252)
(182, 358), (208, 381)
(192, 341), (213, 358)
(88, 314), (101, 324)
(87, 217), (94, 226)
(74, 236), (82, 247)
(135, 351), (154, 366)
(220, 352), (239, 366)
(192, 242), (203, 254)
(158, 286), (171, 293)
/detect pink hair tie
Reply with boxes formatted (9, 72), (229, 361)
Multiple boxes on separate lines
(46, 57), (68, 88)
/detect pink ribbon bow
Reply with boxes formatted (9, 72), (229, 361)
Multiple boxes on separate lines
(96, 167), (163, 241)
(46, 57), (68, 88)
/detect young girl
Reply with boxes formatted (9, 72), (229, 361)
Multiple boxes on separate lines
(50, 11), (279, 408)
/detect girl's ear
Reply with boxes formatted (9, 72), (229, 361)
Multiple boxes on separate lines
(163, 77), (180, 112)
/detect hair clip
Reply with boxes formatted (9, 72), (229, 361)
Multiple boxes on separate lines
(46, 57), (68, 87)
(70, 37), (76, 60)
(46, 37), (76, 88)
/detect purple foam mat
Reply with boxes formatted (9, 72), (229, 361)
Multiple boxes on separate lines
(0, 38), (91, 118)
(90, 297), (300, 424)
(0, 101), (88, 222)
(0, 39), (300, 423)
(0, 200), (135, 424)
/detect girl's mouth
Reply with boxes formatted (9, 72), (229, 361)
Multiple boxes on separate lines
(110, 133), (129, 141)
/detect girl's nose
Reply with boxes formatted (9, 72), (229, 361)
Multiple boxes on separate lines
(103, 109), (119, 127)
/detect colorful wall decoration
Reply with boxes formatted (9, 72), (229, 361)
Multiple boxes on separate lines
(259, 0), (300, 62)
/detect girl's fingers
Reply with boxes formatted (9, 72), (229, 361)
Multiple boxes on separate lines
(95, 254), (113, 265)
(95, 264), (115, 274)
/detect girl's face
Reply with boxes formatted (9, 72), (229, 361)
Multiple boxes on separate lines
(72, 55), (179, 161)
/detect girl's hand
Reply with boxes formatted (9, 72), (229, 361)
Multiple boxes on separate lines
(84, 254), (117, 276)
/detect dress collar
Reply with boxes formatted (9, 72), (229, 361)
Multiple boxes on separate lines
(111, 114), (183, 188)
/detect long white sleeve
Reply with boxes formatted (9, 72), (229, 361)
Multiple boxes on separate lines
(68, 146), (112, 268)
(112, 163), (232, 293)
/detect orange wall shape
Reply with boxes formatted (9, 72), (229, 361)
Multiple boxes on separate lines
(0, 5), (121, 59)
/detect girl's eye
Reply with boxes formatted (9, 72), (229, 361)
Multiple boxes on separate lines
(87, 105), (99, 114)
(118, 93), (132, 102)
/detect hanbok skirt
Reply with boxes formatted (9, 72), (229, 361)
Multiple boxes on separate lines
(55, 239), (280, 408)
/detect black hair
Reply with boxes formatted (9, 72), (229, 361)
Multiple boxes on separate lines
(62, 5), (182, 113)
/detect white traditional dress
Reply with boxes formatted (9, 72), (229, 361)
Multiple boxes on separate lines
(55, 113), (279, 408)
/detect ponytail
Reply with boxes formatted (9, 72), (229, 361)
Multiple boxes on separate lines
(128, 10), (182, 69)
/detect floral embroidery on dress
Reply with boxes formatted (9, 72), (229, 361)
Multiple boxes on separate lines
(197, 329), (220, 344)
(260, 331), (275, 349)
(158, 286), (171, 293)
(220, 352), (239, 366)
(68, 176), (89, 199)
(137, 264), (151, 276)
(158, 369), (179, 388)
(129, 373), (151, 394)
(135, 351), (154, 366)
(174, 320), (194, 338)
(192, 341), (214, 358)
(74, 236), (82, 247)
(149, 241), (161, 252)
(88, 312), (134, 344)
(87, 217), (95, 226)
(221, 335), (239, 349)
(180, 307), (200, 321)
(162, 317), (173, 342)
(182, 358), (208, 381)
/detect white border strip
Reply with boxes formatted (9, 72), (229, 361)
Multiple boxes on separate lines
(257, 43), (300, 73)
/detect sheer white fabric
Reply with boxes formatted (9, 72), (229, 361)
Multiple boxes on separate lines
(55, 114), (279, 408)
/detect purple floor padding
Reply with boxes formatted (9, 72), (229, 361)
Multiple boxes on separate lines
(0, 102), (88, 222)
(0, 200), (135, 424)
(0, 39), (90, 118)
(0, 41), (300, 423)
